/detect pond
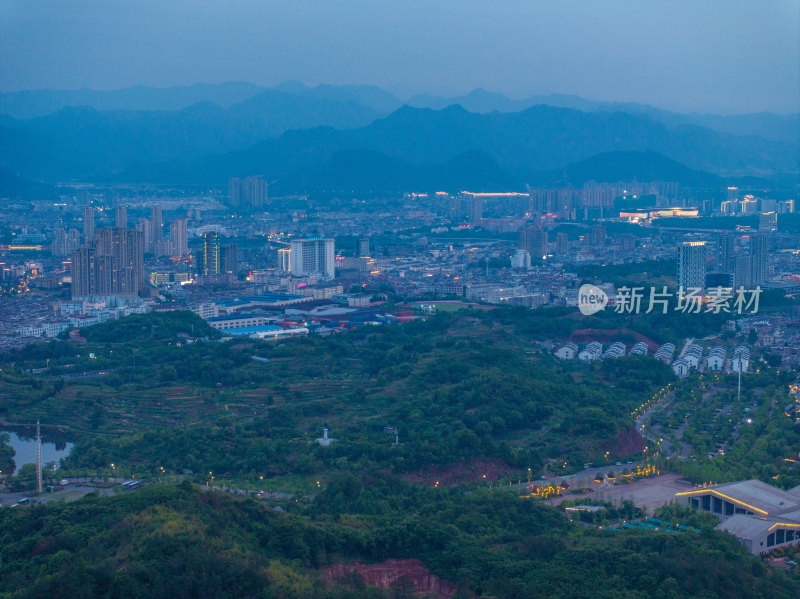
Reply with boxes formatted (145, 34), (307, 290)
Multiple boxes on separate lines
(1, 431), (73, 474)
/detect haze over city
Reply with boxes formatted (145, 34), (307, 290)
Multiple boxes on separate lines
(1, 2), (800, 598)
(2, 0), (798, 113)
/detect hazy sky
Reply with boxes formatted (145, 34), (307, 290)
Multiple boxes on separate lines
(2, 0), (798, 113)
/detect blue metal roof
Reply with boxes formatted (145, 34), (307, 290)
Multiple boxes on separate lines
(221, 325), (284, 336)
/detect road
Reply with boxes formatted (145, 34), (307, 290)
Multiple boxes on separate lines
(0, 485), (115, 507)
(508, 462), (637, 493)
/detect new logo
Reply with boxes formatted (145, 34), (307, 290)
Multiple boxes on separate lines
(578, 284), (608, 316)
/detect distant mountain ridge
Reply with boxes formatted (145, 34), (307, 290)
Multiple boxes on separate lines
(0, 82), (264, 119)
(115, 103), (797, 190)
(0, 89), (382, 180)
(406, 88), (800, 143)
(2, 81), (796, 142)
(531, 151), (722, 188)
(0, 83), (796, 189)
(0, 166), (55, 199)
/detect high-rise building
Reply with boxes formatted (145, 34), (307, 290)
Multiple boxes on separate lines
(70, 246), (95, 298)
(759, 211), (777, 232)
(677, 241), (707, 292)
(618, 234), (635, 252)
(449, 197), (464, 220)
(221, 244), (238, 276)
(716, 232), (736, 272)
(136, 218), (153, 253)
(170, 218), (188, 256)
(51, 228), (68, 257)
(53, 227), (82, 258)
(357, 237), (370, 257)
(750, 233), (768, 286)
(67, 228), (81, 251)
(289, 237), (335, 278)
(733, 254), (752, 289)
(115, 205), (127, 229)
(229, 177), (268, 208)
(71, 228), (143, 298)
(201, 232), (221, 276)
(589, 224), (606, 248)
(741, 196), (758, 215)
(555, 232), (570, 254)
(95, 227), (144, 295)
(468, 197), (483, 222)
(518, 225), (547, 261)
(150, 205), (163, 249)
(760, 199), (777, 213)
(278, 248), (291, 272)
(229, 178), (241, 208)
(82, 206), (95, 242)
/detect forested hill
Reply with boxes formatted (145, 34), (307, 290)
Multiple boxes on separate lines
(2, 309), (678, 485)
(1, 480), (797, 599)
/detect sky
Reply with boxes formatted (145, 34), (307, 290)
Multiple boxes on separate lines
(1, 0), (798, 114)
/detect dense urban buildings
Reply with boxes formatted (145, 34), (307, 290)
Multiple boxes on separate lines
(70, 227), (144, 299)
(229, 176), (268, 209)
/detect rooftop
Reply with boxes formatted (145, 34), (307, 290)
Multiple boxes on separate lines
(676, 479), (800, 517)
(220, 325), (284, 336)
(208, 313), (268, 322)
(716, 515), (778, 541)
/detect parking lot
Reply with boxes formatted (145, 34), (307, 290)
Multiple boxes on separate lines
(540, 473), (692, 512)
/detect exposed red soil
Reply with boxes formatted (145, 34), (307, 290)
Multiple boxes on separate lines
(323, 559), (457, 598)
(614, 426), (646, 455)
(401, 459), (509, 486)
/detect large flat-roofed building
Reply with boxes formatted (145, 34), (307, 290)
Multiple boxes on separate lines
(206, 314), (276, 330)
(220, 324), (309, 339)
(289, 236), (335, 279)
(676, 479), (800, 555)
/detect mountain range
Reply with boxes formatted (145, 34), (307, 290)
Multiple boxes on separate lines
(116, 103), (796, 192)
(0, 82), (797, 193)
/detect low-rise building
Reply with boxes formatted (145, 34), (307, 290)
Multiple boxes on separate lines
(672, 358), (690, 378)
(602, 342), (626, 359)
(207, 314), (275, 330)
(555, 342), (578, 360)
(676, 479), (800, 555)
(655, 343), (676, 364)
(707, 346), (726, 371)
(732, 346), (751, 373)
(578, 342), (602, 361)
(683, 344), (703, 368)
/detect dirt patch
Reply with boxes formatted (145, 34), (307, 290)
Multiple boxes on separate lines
(614, 426), (646, 456)
(323, 559), (456, 598)
(402, 459), (509, 486)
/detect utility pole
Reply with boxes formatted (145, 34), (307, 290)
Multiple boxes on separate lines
(737, 365), (741, 402)
(35, 420), (43, 494)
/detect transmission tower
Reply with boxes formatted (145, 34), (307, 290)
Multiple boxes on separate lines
(36, 420), (43, 494)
